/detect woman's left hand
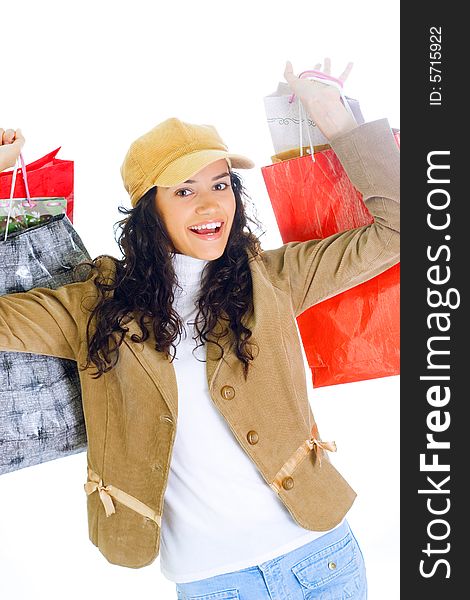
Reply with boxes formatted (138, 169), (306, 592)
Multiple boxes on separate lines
(284, 58), (358, 140)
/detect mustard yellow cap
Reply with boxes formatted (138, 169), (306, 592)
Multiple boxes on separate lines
(121, 118), (255, 207)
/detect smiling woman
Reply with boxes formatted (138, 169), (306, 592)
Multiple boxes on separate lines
(154, 159), (236, 260)
(77, 119), (263, 381)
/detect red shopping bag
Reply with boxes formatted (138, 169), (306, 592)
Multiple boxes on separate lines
(0, 148), (74, 221)
(261, 132), (400, 387)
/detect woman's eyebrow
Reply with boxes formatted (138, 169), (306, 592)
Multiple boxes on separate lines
(183, 172), (230, 184)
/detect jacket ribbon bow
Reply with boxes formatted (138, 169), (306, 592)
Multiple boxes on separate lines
(84, 472), (116, 517)
(269, 425), (336, 494)
(83, 466), (162, 527)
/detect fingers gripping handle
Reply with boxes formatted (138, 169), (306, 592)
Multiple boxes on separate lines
(288, 68), (355, 117)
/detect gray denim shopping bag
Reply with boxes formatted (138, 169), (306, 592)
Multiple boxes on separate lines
(0, 214), (90, 475)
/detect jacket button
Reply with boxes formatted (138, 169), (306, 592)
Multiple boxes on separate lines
(247, 430), (259, 445)
(282, 476), (294, 490)
(221, 385), (235, 400)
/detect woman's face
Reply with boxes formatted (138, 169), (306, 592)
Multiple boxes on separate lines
(154, 158), (236, 261)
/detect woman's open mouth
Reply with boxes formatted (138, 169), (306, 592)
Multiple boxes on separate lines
(187, 221), (225, 241)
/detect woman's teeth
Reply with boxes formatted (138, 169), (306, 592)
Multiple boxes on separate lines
(189, 222), (222, 233)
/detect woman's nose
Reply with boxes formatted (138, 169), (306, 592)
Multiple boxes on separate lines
(195, 192), (218, 214)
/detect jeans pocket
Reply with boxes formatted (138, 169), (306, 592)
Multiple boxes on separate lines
(291, 532), (364, 599)
(175, 587), (240, 600)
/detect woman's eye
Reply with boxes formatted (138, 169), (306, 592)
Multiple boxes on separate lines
(175, 182), (229, 196)
(175, 188), (192, 197)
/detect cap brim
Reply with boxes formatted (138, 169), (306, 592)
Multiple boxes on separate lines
(153, 149), (255, 187)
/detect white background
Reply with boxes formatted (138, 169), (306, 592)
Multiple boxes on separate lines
(1, 1), (400, 598)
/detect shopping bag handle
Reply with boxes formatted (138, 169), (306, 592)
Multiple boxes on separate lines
(288, 69), (355, 118)
(288, 69), (344, 104)
(299, 69), (344, 87)
(8, 153), (32, 202)
(3, 153), (32, 242)
(288, 68), (355, 156)
(18, 153), (32, 201)
(293, 74), (343, 161)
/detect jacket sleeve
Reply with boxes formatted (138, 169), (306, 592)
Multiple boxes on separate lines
(261, 118), (400, 317)
(0, 274), (98, 361)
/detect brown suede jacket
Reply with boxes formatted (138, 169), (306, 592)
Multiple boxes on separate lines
(0, 118), (399, 568)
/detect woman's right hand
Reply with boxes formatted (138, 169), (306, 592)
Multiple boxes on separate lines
(0, 129), (25, 172)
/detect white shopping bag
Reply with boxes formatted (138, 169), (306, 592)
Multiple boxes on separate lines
(264, 80), (365, 155)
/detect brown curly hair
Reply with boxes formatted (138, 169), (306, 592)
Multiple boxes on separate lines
(78, 171), (265, 381)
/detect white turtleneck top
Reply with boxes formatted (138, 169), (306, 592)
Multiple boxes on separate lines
(159, 252), (338, 583)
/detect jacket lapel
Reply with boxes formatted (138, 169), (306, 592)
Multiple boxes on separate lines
(205, 330), (230, 391)
(123, 317), (231, 421)
(123, 319), (179, 420)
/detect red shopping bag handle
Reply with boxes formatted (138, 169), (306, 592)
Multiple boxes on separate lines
(18, 154), (32, 201)
(9, 154), (32, 203)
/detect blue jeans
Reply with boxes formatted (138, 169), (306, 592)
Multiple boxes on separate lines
(175, 520), (367, 599)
